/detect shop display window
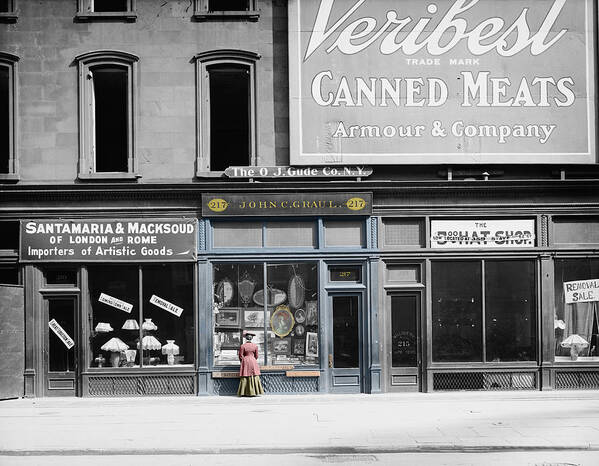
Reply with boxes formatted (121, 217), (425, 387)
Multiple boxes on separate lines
(213, 262), (319, 367)
(432, 260), (536, 363)
(485, 261), (536, 362)
(432, 261), (482, 362)
(554, 259), (599, 362)
(88, 264), (194, 368)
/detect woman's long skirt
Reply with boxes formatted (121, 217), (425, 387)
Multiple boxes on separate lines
(237, 375), (264, 397)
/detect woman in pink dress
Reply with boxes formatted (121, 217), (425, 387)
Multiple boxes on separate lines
(237, 332), (264, 397)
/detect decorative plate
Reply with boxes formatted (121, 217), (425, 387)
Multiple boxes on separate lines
(294, 308), (306, 324)
(215, 277), (234, 306)
(270, 305), (295, 338)
(288, 274), (305, 308)
(253, 288), (287, 307)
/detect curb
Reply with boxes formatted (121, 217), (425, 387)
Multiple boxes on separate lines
(2, 445), (598, 456)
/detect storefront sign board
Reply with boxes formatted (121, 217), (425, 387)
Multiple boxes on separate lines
(289, 0), (596, 165)
(48, 319), (75, 349)
(99, 293), (133, 313)
(564, 279), (599, 304)
(430, 219), (535, 248)
(150, 295), (183, 317)
(202, 193), (372, 216)
(20, 219), (197, 262)
(224, 166), (373, 178)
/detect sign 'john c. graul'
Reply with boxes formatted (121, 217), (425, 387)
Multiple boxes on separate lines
(289, 0), (596, 165)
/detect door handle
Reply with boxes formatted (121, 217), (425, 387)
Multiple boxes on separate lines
(328, 354), (333, 368)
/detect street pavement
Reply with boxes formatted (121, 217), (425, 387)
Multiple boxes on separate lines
(1, 390), (598, 465)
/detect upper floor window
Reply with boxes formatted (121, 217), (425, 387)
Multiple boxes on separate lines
(0, 0), (18, 23)
(0, 52), (18, 180)
(194, 50), (260, 174)
(75, 50), (139, 179)
(76, 0), (137, 21)
(193, 0), (258, 21)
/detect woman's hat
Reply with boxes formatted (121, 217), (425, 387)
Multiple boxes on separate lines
(245, 332), (256, 337)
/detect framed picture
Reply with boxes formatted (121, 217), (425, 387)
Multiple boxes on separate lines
(215, 277), (235, 306)
(219, 330), (242, 349)
(215, 308), (240, 327)
(294, 308), (306, 324)
(292, 338), (306, 356)
(294, 324), (305, 337)
(270, 305), (295, 337)
(306, 332), (318, 357)
(244, 308), (266, 328)
(305, 301), (318, 325)
(273, 337), (291, 355)
(250, 330), (273, 345)
(218, 349), (239, 363)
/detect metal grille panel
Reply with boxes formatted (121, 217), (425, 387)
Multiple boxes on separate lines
(433, 372), (536, 391)
(384, 220), (423, 247)
(213, 378), (239, 395)
(88, 375), (195, 397)
(555, 371), (599, 389)
(213, 375), (319, 395)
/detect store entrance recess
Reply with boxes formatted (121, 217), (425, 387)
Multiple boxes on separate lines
(387, 293), (421, 392)
(44, 298), (78, 396)
(329, 294), (363, 393)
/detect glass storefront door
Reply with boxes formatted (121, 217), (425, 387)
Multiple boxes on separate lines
(328, 293), (363, 393)
(44, 297), (78, 396)
(386, 293), (420, 392)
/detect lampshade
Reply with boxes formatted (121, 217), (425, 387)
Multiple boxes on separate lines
(95, 322), (113, 333)
(101, 337), (129, 352)
(560, 334), (589, 348)
(161, 340), (180, 355)
(141, 318), (158, 331)
(122, 319), (140, 330)
(138, 335), (161, 350)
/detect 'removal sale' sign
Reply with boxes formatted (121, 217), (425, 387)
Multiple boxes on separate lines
(289, 0), (596, 165)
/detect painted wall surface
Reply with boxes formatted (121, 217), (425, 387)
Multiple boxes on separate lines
(0, 0), (288, 181)
(0, 285), (24, 400)
(289, 0), (597, 165)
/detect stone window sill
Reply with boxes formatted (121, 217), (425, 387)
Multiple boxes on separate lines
(78, 172), (141, 181)
(75, 12), (137, 22)
(0, 13), (18, 23)
(192, 11), (259, 22)
(0, 173), (20, 183)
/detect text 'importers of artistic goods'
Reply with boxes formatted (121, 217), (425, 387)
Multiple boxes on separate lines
(99, 293), (133, 313)
(48, 319), (75, 349)
(564, 279), (599, 304)
(149, 295), (183, 317)
(290, 0), (596, 164)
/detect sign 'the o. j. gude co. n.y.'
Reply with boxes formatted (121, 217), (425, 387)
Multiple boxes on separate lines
(289, 0), (597, 165)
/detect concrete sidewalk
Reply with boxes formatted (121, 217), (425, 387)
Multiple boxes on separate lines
(1, 391), (599, 456)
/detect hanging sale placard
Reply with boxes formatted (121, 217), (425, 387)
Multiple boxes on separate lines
(48, 319), (75, 349)
(149, 295), (183, 317)
(99, 293), (133, 313)
(564, 279), (599, 304)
